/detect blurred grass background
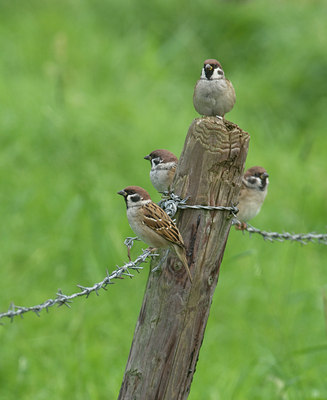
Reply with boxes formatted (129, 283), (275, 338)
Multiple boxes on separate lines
(1, 0), (327, 398)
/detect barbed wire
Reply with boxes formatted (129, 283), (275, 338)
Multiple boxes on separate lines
(1, 193), (326, 323)
(0, 195), (237, 323)
(159, 192), (238, 218)
(161, 192), (327, 245)
(238, 223), (327, 245)
(0, 240), (158, 323)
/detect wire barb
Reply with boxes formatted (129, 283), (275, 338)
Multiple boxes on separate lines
(159, 191), (238, 218)
(1, 192), (326, 322)
(0, 245), (156, 322)
(162, 192), (327, 245)
(240, 223), (327, 245)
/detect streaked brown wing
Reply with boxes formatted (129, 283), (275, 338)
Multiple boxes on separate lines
(169, 165), (177, 177)
(238, 186), (245, 202)
(142, 202), (184, 247)
(238, 180), (247, 203)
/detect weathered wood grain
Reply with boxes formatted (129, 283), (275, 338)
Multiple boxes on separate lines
(118, 117), (250, 400)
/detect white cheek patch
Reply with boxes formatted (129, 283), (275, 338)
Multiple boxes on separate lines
(245, 176), (261, 189)
(151, 158), (162, 168)
(212, 68), (224, 79)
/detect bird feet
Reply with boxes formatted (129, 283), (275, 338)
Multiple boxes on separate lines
(235, 222), (247, 231)
(151, 248), (169, 272)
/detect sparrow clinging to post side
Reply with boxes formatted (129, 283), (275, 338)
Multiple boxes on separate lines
(193, 59), (236, 118)
(236, 166), (269, 230)
(144, 149), (178, 193)
(118, 186), (193, 282)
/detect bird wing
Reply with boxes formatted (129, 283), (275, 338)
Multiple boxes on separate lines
(238, 182), (247, 203)
(142, 202), (185, 247)
(170, 164), (177, 175)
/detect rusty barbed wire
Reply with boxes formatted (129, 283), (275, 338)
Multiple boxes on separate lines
(0, 241), (158, 323)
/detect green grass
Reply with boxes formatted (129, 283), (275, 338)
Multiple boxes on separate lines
(1, 0), (327, 398)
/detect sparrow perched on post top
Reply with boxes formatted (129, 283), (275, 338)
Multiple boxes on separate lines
(236, 166), (269, 229)
(118, 186), (192, 282)
(144, 149), (178, 193)
(193, 59), (236, 118)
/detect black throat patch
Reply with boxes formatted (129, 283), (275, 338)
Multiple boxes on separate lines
(204, 66), (214, 80)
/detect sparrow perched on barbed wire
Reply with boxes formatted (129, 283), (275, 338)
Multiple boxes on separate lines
(118, 186), (192, 282)
(193, 59), (236, 118)
(236, 166), (269, 230)
(144, 149), (178, 193)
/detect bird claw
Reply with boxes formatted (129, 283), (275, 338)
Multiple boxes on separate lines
(127, 247), (132, 262)
(235, 222), (247, 231)
(151, 249), (169, 273)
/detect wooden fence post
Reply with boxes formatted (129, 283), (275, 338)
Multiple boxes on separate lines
(118, 117), (250, 399)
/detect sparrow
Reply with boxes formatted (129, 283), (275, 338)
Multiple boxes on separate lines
(193, 59), (236, 118)
(118, 186), (192, 282)
(144, 149), (178, 193)
(236, 166), (269, 230)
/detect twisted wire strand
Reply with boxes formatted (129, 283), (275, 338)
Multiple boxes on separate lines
(0, 242), (157, 322)
(161, 192), (327, 245)
(159, 192), (238, 218)
(240, 223), (327, 245)
(2, 194), (326, 322)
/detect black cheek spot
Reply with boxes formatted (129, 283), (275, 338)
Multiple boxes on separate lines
(247, 178), (256, 185)
(130, 194), (141, 202)
(152, 157), (161, 167)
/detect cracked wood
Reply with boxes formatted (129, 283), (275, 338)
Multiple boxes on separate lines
(118, 117), (250, 400)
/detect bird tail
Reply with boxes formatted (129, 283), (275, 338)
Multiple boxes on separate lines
(173, 245), (193, 283)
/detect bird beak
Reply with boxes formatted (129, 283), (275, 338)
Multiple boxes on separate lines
(144, 155), (151, 161)
(117, 190), (127, 197)
(261, 173), (269, 179)
(205, 64), (213, 71)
